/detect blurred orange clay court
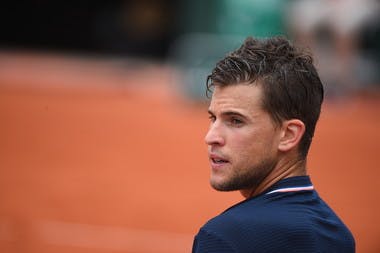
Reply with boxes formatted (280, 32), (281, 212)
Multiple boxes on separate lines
(0, 52), (379, 253)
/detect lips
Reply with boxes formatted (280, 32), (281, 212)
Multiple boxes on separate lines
(209, 153), (229, 166)
(211, 158), (228, 164)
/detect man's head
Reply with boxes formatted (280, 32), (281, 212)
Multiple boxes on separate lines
(205, 36), (324, 193)
(207, 36), (324, 159)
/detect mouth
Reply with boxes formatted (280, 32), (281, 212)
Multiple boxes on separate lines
(211, 158), (229, 164)
(209, 154), (229, 168)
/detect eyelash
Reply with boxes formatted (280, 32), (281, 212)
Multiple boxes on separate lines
(208, 115), (243, 126)
(230, 118), (243, 126)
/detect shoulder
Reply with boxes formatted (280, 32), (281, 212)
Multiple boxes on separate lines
(192, 228), (238, 253)
(194, 191), (356, 253)
(194, 197), (300, 252)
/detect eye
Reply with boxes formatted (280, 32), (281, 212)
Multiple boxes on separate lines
(208, 115), (216, 122)
(230, 117), (244, 126)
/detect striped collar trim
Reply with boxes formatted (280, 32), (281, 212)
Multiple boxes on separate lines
(266, 185), (314, 195)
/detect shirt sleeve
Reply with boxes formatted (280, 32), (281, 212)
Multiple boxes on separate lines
(192, 228), (237, 253)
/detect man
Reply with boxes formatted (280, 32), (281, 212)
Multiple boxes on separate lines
(192, 37), (355, 253)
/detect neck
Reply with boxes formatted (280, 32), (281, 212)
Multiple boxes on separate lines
(240, 157), (307, 199)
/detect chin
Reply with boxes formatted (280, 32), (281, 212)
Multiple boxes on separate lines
(210, 178), (238, 192)
(210, 179), (225, 191)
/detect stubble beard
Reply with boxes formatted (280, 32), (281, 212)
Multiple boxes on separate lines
(210, 157), (277, 192)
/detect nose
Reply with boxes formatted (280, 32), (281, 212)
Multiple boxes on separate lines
(205, 122), (225, 146)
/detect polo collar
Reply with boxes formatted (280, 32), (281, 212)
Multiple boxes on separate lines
(263, 176), (314, 195)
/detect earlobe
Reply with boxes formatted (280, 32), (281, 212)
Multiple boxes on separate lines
(278, 119), (305, 152)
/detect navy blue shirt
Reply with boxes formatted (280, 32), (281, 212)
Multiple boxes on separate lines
(192, 176), (355, 253)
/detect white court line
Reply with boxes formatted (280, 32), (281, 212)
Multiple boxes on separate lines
(33, 220), (194, 253)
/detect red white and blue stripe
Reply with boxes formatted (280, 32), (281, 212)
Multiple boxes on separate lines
(266, 185), (314, 195)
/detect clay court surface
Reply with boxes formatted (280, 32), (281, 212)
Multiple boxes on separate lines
(0, 52), (379, 253)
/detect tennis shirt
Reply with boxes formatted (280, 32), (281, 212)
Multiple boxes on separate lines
(192, 176), (355, 253)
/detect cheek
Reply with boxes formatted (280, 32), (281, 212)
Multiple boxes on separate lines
(227, 130), (258, 155)
(228, 128), (276, 157)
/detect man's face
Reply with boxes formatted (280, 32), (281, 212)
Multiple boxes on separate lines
(206, 83), (282, 192)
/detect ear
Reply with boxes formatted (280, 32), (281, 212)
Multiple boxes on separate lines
(278, 119), (305, 152)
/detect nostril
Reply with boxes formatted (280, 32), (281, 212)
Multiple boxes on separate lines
(205, 133), (224, 146)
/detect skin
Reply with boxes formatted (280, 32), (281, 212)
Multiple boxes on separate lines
(205, 83), (306, 198)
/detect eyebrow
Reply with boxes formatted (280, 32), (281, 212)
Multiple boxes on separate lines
(208, 109), (248, 119)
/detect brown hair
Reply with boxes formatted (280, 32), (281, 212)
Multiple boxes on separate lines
(207, 36), (324, 158)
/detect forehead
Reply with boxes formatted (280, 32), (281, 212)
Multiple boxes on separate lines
(209, 83), (264, 114)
